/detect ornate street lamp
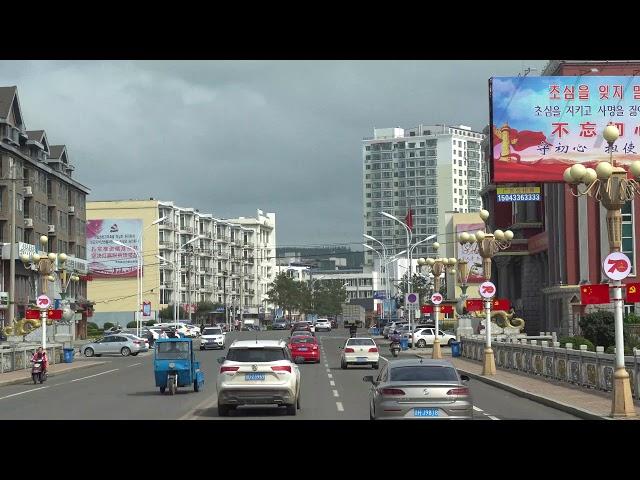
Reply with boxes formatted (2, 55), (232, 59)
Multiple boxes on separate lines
(418, 242), (457, 359)
(563, 124), (636, 417)
(19, 235), (71, 349)
(455, 232), (477, 314)
(459, 211), (513, 375)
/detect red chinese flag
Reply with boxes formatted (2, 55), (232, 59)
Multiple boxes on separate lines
(626, 283), (640, 302)
(493, 299), (511, 311)
(47, 309), (63, 320)
(465, 299), (484, 312)
(440, 305), (453, 314)
(493, 127), (547, 151)
(580, 284), (610, 304)
(405, 208), (413, 232)
(26, 309), (40, 320)
(421, 305), (433, 314)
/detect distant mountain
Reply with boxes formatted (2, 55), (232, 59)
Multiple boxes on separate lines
(276, 246), (364, 269)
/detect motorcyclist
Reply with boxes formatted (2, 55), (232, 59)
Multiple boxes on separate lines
(349, 324), (357, 338)
(31, 346), (48, 374)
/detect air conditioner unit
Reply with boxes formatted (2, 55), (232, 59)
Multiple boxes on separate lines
(68, 206), (75, 214)
(23, 186), (33, 196)
(48, 225), (55, 233)
(24, 218), (34, 228)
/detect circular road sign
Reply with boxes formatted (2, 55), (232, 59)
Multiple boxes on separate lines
(603, 252), (632, 281)
(430, 293), (443, 305)
(479, 281), (496, 299)
(406, 293), (419, 304)
(37, 295), (51, 309)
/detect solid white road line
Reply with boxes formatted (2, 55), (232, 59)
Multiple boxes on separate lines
(332, 389), (339, 397)
(70, 369), (119, 382)
(380, 356), (389, 363)
(127, 363), (141, 368)
(330, 380), (335, 386)
(336, 402), (344, 411)
(0, 386), (48, 400)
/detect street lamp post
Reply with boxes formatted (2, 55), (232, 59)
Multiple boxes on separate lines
(459, 210), (513, 375)
(381, 212), (412, 327)
(563, 124), (636, 417)
(363, 243), (386, 323)
(455, 233), (477, 314)
(20, 235), (70, 349)
(364, 234), (390, 306)
(177, 237), (201, 328)
(418, 243), (457, 359)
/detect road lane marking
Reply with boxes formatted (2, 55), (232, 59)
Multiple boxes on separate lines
(330, 380), (335, 386)
(326, 368), (330, 373)
(488, 416), (500, 420)
(70, 369), (119, 382)
(380, 356), (389, 362)
(336, 402), (344, 411)
(0, 386), (49, 400)
(332, 389), (339, 397)
(127, 363), (141, 368)
(473, 406), (484, 412)
(327, 373), (333, 378)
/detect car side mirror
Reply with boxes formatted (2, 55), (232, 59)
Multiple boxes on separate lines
(216, 357), (226, 364)
(460, 375), (470, 382)
(362, 375), (374, 383)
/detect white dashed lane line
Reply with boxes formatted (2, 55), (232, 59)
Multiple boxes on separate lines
(473, 405), (500, 420)
(332, 389), (339, 398)
(70, 369), (119, 383)
(336, 402), (344, 411)
(330, 380), (335, 386)
(327, 373), (333, 379)
(0, 386), (49, 400)
(473, 406), (484, 412)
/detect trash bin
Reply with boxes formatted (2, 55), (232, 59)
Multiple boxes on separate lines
(63, 348), (75, 363)
(450, 341), (461, 357)
(400, 338), (409, 351)
(370, 328), (380, 336)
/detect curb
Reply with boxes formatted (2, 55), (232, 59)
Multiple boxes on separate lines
(414, 353), (610, 420)
(0, 361), (108, 387)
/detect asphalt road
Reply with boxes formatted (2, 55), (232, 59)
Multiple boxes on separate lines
(0, 328), (580, 420)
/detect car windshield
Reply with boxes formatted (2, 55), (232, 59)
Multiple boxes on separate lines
(290, 337), (315, 344)
(203, 328), (222, 335)
(346, 338), (375, 346)
(292, 331), (311, 336)
(390, 366), (459, 382)
(226, 347), (286, 362)
(156, 341), (190, 359)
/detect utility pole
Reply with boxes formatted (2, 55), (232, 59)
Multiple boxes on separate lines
(187, 244), (193, 322)
(240, 246), (244, 327)
(7, 157), (17, 329)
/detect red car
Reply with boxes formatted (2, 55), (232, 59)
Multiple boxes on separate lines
(288, 335), (320, 363)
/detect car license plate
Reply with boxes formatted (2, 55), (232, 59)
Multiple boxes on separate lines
(245, 373), (265, 381)
(414, 408), (439, 417)
(298, 347), (308, 351)
(356, 357), (367, 363)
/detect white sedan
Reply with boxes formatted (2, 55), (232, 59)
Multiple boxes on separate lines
(315, 319), (332, 332)
(340, 337), (379, 369)
(410, 328), (457, 348)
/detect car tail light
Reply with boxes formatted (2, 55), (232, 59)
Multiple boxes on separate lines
(368, 347), (378, 352)
(272, 366), (292, 373)
(446, 387), (469, 396)
(312, 345), (318, 350)
(220, 366), (239, 374)
(379, 388), (405, 396)
(344, 348), (355, 353)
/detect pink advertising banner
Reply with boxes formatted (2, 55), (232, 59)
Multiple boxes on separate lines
(87, 219), (142, 278)
(456, 223), (484, 283)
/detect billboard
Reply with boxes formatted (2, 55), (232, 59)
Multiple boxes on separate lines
(87, 219), (142, 278)
(490, 76), (640, 182)
(456, 223), (484, 283)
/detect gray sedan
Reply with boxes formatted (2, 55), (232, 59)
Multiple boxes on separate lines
(82, 335), (145, 357)
(363, 359), (472, 420)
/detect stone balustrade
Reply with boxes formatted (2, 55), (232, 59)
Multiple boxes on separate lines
(461, 336), (640, 399)
(0, 343), (63, 373)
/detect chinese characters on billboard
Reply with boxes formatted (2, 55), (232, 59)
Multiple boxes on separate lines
(490, 76), (640, 182)
(456, 223), (484, 283)
(86, 219), (142, 278)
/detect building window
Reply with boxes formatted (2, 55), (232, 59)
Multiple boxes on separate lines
(622, 202), (635, 273)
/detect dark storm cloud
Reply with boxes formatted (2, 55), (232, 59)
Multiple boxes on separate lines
(0, 60), (547, 247)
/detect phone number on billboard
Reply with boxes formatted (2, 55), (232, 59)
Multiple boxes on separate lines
(497, 193), (541, 202)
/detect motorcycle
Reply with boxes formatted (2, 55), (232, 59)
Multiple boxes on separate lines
(389, 333), (401, 357)
(31, 360), (47, 384)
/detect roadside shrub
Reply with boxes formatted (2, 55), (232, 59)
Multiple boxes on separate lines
(126, 321), (137, 328)
(441, 321), (455, 332)
(579, 310), (615, 349)
(624, 312), (640, 324)
(87, 322), (99, 331)
(559, 336), (595, 351)
(605, 345), (635, 355)
(103, 322), (114, 330)
(145, 320), (156, 326)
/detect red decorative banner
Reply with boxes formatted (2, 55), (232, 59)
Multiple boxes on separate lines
(581, 284), (610, 304)
(25, 309), (40, 320)
(626, 282), (640, 302)
(420, 305), (453, 314)
(465, 299), (484, 312)
(421, 305), (433, 314)
(47, 309), (63, 320)
(493, 299), (511, 311)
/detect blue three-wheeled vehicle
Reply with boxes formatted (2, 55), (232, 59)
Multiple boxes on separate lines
(154, 338), (205, 395)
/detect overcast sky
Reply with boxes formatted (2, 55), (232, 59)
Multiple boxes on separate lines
(0, 60), (547, 248)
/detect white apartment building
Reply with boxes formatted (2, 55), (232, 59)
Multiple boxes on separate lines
(362, 124), (485, 265)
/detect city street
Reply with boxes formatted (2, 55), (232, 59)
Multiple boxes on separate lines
(0, 328), (580, 420)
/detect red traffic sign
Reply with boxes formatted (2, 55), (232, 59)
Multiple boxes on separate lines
(603, 252), (631, 281)
(480, 281), (496, 299)
(430, 293), (443, 305)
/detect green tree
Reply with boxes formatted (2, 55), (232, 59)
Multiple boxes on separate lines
(194, 301), (222, 321)
(312, 281), (347, 316)
(395, 272), (434, 306)
(267, 272), (300, 318)
(158, 304), (185, 320)
(579, 310), (615, 349)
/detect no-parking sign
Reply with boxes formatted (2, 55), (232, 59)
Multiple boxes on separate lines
(405, 293), (419, 310)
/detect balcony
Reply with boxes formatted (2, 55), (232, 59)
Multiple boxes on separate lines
(47, 224), (56, 234)
(23, 186), (33, 197)
(24, 218), (34, 228)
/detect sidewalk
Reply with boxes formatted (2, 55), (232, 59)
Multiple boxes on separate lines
(377, 340), (640, 420)
(0, 359), (107, 387)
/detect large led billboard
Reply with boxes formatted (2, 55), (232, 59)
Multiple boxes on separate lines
(490, 76), (640, 182)
(87, 219), (142, 278)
